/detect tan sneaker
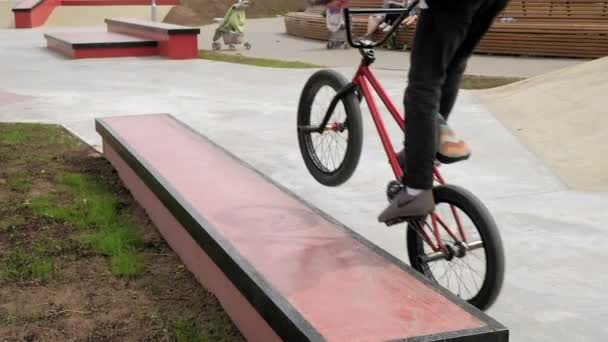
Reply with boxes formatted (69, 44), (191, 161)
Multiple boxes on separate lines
(436, 123), (471, 164)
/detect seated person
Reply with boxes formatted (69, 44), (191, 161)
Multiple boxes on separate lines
(361, 0), (418, 40)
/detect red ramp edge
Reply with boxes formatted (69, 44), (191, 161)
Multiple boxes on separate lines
(95, 114), (509, 342)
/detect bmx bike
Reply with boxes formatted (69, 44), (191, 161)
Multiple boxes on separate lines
(296, 5), (505, 311)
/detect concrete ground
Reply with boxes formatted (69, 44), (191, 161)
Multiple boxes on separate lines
(199, 17), (585, 78)
(1, 23), (607, 341)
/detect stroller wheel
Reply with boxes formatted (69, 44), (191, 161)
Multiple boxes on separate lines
(244, 42), (252, 50)
(212, 42), (221, 51)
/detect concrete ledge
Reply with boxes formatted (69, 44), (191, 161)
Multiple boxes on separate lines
(95, 113), (509, 342)
(44, 31), (158, 59)
(105, 18), (200, 59)
(12, 0), (59, 28)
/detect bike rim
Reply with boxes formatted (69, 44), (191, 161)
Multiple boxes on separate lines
(304, 85), (350, 174)
(413, 203), (487, 302)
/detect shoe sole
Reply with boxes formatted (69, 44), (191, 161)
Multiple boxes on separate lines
(383, 212), (432, 227)
(436, 152), (471, 165)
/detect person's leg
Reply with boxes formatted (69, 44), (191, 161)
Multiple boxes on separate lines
(379, 1), (483, 222)
(434, 0), (510, 163)
(364, 16), (383, 38)
(440, 0), (510, 119)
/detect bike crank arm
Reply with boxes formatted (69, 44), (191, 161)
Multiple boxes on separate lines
(298, 123), (346, 133)
(419, 240), (485, 264)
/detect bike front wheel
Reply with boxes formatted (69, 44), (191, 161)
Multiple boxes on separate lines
(407, 184), (505, 311)
(297, 69), (363, 186)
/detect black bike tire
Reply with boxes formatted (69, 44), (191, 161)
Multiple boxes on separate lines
(407, 184), (505, 311)
(297, 69), (363, 186)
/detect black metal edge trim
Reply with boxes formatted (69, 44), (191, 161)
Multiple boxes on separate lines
(104, 19), (201, 35)
(12, 0), (45, 12)
(387, 326), (509, 342)
(73, 41), (158, 49)
(164, 114), (510, 336)
(44, 34), (158, 49)
(95, 117), (325, 342)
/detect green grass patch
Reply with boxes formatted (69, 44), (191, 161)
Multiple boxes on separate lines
(199, 51), (322, 69)
(111, 250), (144, 279)
(461, 75), (523, 90)
(168, 313), (241, 342)
(171, 315), (205, 342)
(0, 130), (26, 145)
(86, 224), (143, 256)
(8, 174), (32, 193)
(28, 171), (144, 279)
(0, 247), (54, 282)
(0, 123), (81, 147)
(30, 173), (118, 230)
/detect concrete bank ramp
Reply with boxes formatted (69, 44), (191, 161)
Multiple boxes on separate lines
(45, 5), (173, 27)
(478, 57), (608, 191)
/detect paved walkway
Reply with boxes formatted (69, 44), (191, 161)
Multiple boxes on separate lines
(199, 17), (585, 78)
(0, 26), (607, 341)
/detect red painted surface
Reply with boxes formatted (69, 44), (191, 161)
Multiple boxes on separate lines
(158, 34), (198, 59)
(61, 0), (177, 4)
(98, 114), (487, 341)
(0, 91), (35, 107)
(107, 23), (199, 59)
(103, 142), (282, 342)
(13, 0), (59, 28)
(46, 37), (158, 59)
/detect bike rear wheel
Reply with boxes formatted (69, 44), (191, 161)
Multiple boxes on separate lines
(297, 69), (363, 186)
(407, 184), (505, 311)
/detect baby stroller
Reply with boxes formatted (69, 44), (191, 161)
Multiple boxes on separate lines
(325, 6), (349, 49)
(212, 0), (251, 51)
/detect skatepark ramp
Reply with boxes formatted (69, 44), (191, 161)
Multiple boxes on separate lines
(478, 56), (608, 191)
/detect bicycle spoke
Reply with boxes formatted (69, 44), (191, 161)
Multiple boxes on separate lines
(459, 254), (485, 280)
(455, 260), (474, 299)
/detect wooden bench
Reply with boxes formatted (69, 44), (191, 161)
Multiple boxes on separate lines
(105, 18), (200, 59)
(481, 0), (608, 58)
(12, 0), (59, 28)
(284, 0), (608, 58)
(96, 113), (509, 341)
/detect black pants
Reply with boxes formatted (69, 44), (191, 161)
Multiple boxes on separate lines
(403, 0), (509, 189)
(384, 3), (405, 25)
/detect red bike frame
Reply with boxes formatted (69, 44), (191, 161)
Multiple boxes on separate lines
(352, 64), (468, 252)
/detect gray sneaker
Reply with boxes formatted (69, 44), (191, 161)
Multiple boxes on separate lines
(378, 188), (434, 225)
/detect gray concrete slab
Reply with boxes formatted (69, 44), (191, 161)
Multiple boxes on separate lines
(1, 27), (607, 342)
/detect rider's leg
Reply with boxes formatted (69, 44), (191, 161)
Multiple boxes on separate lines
(379, 1), (485, 222)
(436, 0), (510, 164)
(395, 0), (510, 168)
